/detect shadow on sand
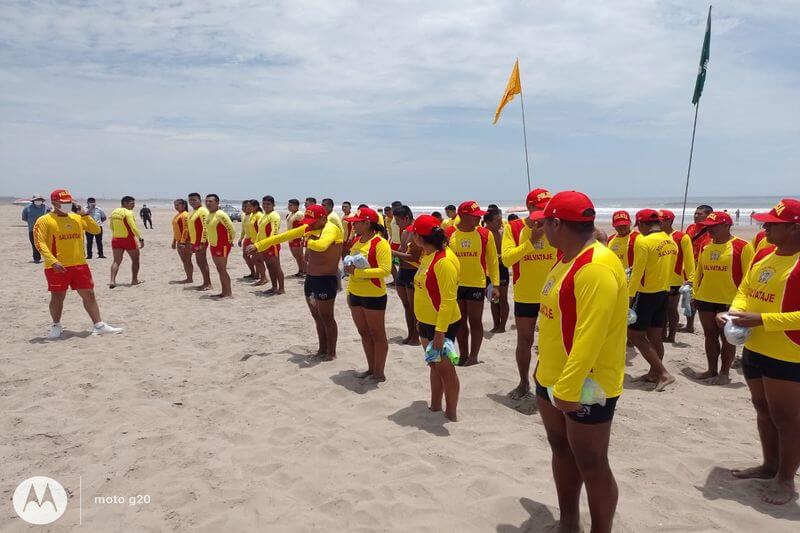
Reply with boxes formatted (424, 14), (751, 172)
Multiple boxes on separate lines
(29, 330), (92, 344)
(387, 400), (450, 437)
(696, 466), (800, 520)
(486, 392), (538, 416)
(496, 497), (561, 532)
(330, 369), (380, 395)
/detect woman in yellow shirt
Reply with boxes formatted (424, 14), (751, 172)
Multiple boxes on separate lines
(410, 215), (461, 421)
(343, 207), (392, 381)
(721, 198), (800, 505)
(171, 198), (193, 284)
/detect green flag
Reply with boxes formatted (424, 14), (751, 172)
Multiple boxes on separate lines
(692, 6), (712, 105)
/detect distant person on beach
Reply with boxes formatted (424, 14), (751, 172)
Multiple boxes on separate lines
(34, 189), (122, 338)
(531, 191), (626, 533)
(341, 201), (353, 257)
(343, 207), (391, 381)
(722, 198), (800, 505)
(688, 212), (753, 384)
(171, 198), (193, 283)
(248, 204), (343, 360)
(258, 195), (284, 295)
(391, 205), (422, 345)
(607, 210), (638, 271)
(84, 197), (107, 259)
(735, 209), (740, 223)
(109, 196), (144, 289)
(140, 204), (153, 229)
(187, 192), (212, 291)
(750, 210), (755, 225)
(204, 194), (236, 298)
(410, 214), (461, 421)
(441, 204), (457, 229)
(286, 199), (306, 277)
(21, 194), (49, 263)
(507, 213), (519, 222)
(431, 211), (443, 222)
(304, 196), (316, 209)
(484, 208), (509, 333)
(628, 209), (678, 391)
(446, 201), (499, 366)
(682, 204), (714, 333)
(659, 210), (695, 343)
(502, 188), (556, 399)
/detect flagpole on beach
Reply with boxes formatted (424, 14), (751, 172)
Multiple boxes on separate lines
(519, 88), (532, 191)
(680, 5), (712, 231)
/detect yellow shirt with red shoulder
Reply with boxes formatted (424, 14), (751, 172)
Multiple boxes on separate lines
(205, 209), (236, 246)
(751, 230), (773, 253)
(445, 225), (500, 288)
(246, 211), (264, 242)
(501, 218), (558, 303)
(347, 235), (392, 297)
(668, 230), (695, 286)
(172, 211), (189, 242)
(628, 231), (679, 296)
(731, 248), (800, 363)
(535, 242), (628, 402)
(606, 231), (639, 270)
(109, 208), (141, 239)
(256, 211), (281, 254)
(686, 223), (712, 258)
(255, 221), (343, 253)
(414, 248), (461, 332)
(34, 212), (101, 268)
(188, 206), (209, 245)
(693, 237), (754, 305)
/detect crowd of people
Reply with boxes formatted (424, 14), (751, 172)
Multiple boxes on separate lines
(23, 187), (800, 531)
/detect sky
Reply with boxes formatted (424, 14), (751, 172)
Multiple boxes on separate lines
(0, 0), (798, 203)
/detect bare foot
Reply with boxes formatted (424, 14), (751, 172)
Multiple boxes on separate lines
(633, 372), (656, 383)
(320, 354), (337, 362)
(762, 479), (797, 505)
(213, 293), (233, 299)
(314, 349), (326, 357)
(554, 521), (583, 533)
(664, 336), (675, 343)
(403, 337), (421, 346)
(275, 289), (285, 295)
(678, 326), (694, 333)
(196, 285), (212, 291)
(369, 375), (386, 383)
(508, 384), (532, 400)
(444, 411), (458, 422)
(709, 374), (731, 385)
(108, 283), (116, 289)
(131, 280), (145, 286)
(429, 404), (442, 412)
(682, 368), (717, 381)
(654, 374), (676, 391)
(177, 279), (193, 284)
(731, 465), (776, 480)
(462, 358), (482, 367)
(354, 370), (372, 378)
(253, 280), (268, 286)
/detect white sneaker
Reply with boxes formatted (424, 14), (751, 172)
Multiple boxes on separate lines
(46, 324), (63, 339)
(92, 323), (123, 336)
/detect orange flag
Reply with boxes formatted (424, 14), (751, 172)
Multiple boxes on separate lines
(492, 58), (521, 124)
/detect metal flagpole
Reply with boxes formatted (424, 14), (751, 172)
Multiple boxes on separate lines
(519, 90), (532, 191)
(679, 100), (701, 231)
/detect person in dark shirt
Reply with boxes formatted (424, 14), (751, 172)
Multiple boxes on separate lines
(140, 204), (153, 229)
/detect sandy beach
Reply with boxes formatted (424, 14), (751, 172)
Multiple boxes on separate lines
(1, 203), (798, 532)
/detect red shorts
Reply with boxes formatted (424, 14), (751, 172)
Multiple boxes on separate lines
(289, 239), (303, 249)
(112, 236), (137, 250)
(192, 241), (207, 253)
(45, 264), (94, 292)
(210, 242), (232, 258)
(262, 244), (281, 257)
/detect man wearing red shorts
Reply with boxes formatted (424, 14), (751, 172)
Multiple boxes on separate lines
(286, 198), (306, 277)
(109, 195), (144, 288)
(204, 194), (236, 298)
(34, 189), (122, 338)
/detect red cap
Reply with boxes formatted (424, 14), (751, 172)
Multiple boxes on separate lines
(344, 207), (379, 223)
(529, 191), (595, 222)
(50, 189), (74, 203)
(753, 199), (800, 224)
(699, 211), (733, 227)
(611, 210), (632, 227)
(526, 188), (552, 209)
(635, 209), (661, 224)
(457, 201), (487, 217)
(659, 209), (675, 221)
(299, 204), (329, 226)
(407, 214), (441, 236)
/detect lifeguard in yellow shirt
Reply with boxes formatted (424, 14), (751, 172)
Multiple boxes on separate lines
(237, 200), (256, 279)
(247, 204), (343, 360)
(410, 214), (461, 422)
(659, 209), (695, 342)
(343, 207), (392, 381)
(171, 198), (193, 284)
(109, 195), (144, 289)
(204, 194), (236, 298)
(628, 209), (679, 391)
(531, 191), (626, 533)
(446, 201), (499, 366)
(688, 211), (753, 384)
(502, 188), (557, 399)
(187, 192), (212, 291)
(257, 195), (285, 295)
(34, 189), (122, 338)
(722, 198), (800, 505)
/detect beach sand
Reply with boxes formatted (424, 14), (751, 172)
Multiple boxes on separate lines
(1, 204), (798, 531)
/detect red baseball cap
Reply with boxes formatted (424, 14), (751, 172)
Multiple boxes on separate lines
(407, 214), (441, 236)
(659, 209), (676, 221)
(753, 199), (800, 224)
(50, 189), (74, 203)
(698, 211), (733, 227)
(529, 191), (595, 222)
(526, 188), (552, 209)
(635, 209), (661, 224)
(344, 207), (379, 223)
(299, 204), (329, 226)
(611, 210), (632, 227)
(457, 201), (487, 217)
